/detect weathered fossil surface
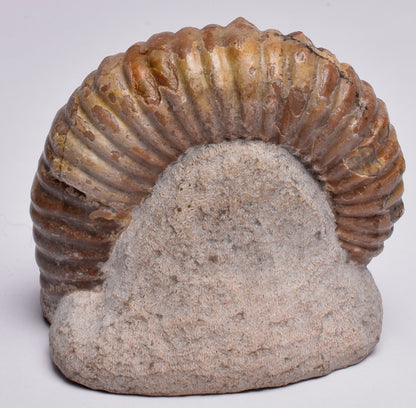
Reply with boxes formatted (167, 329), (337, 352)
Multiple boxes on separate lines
(31, 18), (404, 321)
(50, 141), (382, 395)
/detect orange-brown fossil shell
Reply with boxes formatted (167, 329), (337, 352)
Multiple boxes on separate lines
(31, 18), (405, 321)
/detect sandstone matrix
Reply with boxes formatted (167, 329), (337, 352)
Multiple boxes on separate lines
(50, 141), (382, 395)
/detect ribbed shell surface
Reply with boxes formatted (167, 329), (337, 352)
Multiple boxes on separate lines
(31, 18), (405, 320)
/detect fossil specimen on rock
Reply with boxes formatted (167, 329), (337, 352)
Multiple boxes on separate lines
(31, 18), (404, 395)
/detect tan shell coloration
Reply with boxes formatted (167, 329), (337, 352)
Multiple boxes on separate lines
(31, 18), (405, 321)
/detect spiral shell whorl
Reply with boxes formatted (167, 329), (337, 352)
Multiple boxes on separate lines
(31, 18), (404, 320)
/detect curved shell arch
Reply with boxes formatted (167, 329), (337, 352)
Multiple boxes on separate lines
(31, 18), (405, 320)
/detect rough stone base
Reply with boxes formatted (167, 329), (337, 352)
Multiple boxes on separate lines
(50, 141), (382, 396)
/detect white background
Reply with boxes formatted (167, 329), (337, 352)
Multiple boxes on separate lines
(1, 0), (415, 406)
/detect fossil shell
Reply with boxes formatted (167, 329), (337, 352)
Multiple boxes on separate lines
(31, 18), (405, 321)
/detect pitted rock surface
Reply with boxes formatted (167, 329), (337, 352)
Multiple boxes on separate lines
(50, 141), (382, 395)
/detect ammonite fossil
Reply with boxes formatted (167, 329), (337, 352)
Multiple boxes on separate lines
(31, 18), (405, 323)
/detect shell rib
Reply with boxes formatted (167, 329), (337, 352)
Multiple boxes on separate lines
(31, 18), (405, 319)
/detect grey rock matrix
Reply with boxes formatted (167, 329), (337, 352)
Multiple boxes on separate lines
(50, 141), (382, 395)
